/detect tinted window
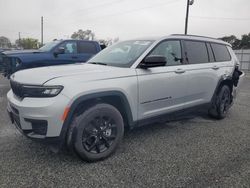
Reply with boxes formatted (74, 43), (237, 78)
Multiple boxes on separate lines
(185, 41), (209, 64)
(206, 43), (215, 62)
(149, 40), (182, 66)
(78, 42), (97, 54)
(211, 43), (231, 62)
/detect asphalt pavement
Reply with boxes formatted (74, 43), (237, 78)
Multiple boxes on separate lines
(0, 73), (250, 188)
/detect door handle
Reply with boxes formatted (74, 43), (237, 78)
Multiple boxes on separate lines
(212, 65), (219, 70)
(71, 56), (78, 59)
(175, 68), (185, 74)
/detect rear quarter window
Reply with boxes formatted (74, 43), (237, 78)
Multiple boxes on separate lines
(78, 42), (97, 54)
(211, 43), (231, 62)
(185, 40), (209, 64)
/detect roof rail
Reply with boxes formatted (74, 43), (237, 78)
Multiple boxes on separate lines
(171, 34), (221, 41)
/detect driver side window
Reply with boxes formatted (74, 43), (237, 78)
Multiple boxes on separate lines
(149, 40), (182, 66)
(57, 41), (77, 54)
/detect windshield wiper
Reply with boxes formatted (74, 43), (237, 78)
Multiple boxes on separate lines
(88, 62), (107, 66)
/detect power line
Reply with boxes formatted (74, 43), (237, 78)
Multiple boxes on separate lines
(71, 0), (182, 23)
(190, 16), (250, 21)
(73, 0), (124, 13)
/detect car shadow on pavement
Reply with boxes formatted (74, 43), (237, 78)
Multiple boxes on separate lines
(6, 112), (215, 165)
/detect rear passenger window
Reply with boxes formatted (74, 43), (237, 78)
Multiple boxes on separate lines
(78, 42), (97, 54)
(211, 43), (231, 62)
(185, 41), (209, 64)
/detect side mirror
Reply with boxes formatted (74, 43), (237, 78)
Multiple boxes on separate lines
(54, 47), (65, 56)
(140, 55), (166, 69)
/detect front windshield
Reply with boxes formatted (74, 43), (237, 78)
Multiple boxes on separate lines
(88, 40), (153, 67)
(39, 41), (61, 52)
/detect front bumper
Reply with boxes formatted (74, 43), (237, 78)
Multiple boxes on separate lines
(7, 90), (71, 144)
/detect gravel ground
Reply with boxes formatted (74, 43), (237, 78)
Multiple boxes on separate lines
(0, 73), (250, 188)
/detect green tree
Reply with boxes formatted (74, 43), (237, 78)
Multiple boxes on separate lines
(220, 33), (250, 49)
(15, 38), (39, 49)
(0, 36), (11, 48)
(219, 35), (241, 49)
(240, 33), (250, 49)
(71, 29), (95, 40)
(98, 37), (119, 46)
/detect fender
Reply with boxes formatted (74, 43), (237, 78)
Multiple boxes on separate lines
(210, 72), (235, 111)
(212, 67), (243, 102)
(59, 90), (134, 145)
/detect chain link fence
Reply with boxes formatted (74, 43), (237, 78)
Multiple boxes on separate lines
(234, 49), (250, 71)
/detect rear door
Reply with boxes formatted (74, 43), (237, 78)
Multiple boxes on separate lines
(136, 40), (190, 120)
(77, 41), (99, 62)
(183, 40), (222, 105)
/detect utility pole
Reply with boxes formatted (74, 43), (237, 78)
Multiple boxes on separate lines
(18, 32), (21, 48)
(184, 0), (194, 35)
(41, 16), (44, 46)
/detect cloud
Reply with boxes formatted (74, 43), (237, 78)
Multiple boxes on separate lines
(0, 0), (249, 43)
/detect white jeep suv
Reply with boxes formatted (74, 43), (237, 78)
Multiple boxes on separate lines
(7, 34), (244, 162)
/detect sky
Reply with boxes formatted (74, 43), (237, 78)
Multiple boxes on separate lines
(0, 0), (249, 43)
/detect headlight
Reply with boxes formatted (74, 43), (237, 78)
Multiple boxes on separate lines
(22, 85), (64, 98)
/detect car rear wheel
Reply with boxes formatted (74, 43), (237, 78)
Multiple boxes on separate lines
(68, 103), (124, 162)
(209, 85), (231, 119)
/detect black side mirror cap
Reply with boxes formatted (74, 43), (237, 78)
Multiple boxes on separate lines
(54, 47), (65, 57)
(140, 55), (166, 69)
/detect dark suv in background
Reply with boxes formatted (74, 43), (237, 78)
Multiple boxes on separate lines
(0, 40), (102, 78)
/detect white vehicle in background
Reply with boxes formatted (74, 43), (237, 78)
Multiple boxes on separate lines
(7, 34), (244, 162)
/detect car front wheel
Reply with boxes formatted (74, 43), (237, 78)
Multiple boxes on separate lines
(68, 103), (124, 162)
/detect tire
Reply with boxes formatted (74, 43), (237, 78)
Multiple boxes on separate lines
(68, 103), (124, 162)
(209, 85), (231, 119)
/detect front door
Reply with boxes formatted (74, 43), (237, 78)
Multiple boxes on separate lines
(136, 40), (189, 120)
(54, 41), (78, 64)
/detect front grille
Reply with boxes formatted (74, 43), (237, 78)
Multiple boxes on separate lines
(10, 80), (23, 98)
(1, 56), (17, 77)
(2, 56), (12, 73)
(0, 53), (3, 73)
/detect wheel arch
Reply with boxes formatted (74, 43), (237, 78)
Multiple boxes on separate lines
(59, 91), (134, 143)
(211, 75), (234, 105)
(216, 79), (233, 95)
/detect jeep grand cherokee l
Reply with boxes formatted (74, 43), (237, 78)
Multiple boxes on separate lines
(7, 34), (244, 162)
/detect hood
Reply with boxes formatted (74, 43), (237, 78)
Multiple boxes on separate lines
(11, 63), (135, 85)
(3, 49), (43, 56)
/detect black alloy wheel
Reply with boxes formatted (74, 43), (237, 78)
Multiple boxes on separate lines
(69, 103), (124, 162)
(219, 87), (231, 116)
(209, 85), (232, 119)
(82, 115), (117, 154)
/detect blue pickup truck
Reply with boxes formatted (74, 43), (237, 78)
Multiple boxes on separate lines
(0, 40), (102, 78)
